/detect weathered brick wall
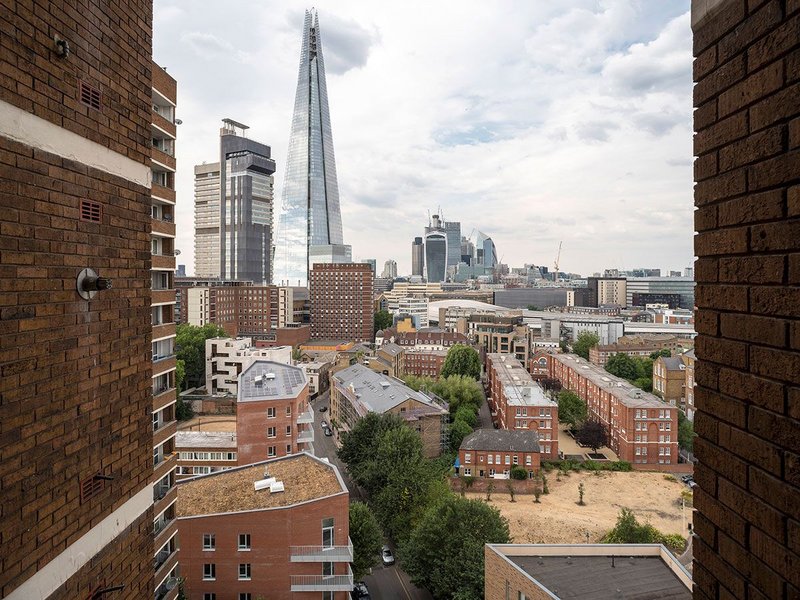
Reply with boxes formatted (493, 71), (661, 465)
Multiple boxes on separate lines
(692, 0), (800, 597)
(484, 547), (551, 600)
(0, 1), (155, 598)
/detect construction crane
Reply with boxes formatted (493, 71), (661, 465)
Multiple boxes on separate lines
(554, 241), (562, 283)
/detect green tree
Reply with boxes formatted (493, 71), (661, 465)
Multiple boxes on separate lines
(402, 496), (511, 600)
(575, 420), (607, 453)
(557, 390), (587, 428)
(678, 411), (695, 453)
(349, 502), (383, 580)
(649, 348), (672, 360)
(572, 331), (600, 360)
(338, 413), (408, 493)
(605, 353), (641, 381)
(454, 405), (478, 428)
(175, 358), (193, 420)
(430, 375), (483, 415)
(632, 377), (653, 392)
(374, 310), (393, 334)
(441, 345), (482, 380)
(175, 358), (186, 392)
(175, 323), (226, 389)
(449, 419), (473, 453)
(403, 374), (437, 392)
(602, 508), (661, 544)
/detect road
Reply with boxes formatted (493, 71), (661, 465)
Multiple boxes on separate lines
(309, 391), (432, 600)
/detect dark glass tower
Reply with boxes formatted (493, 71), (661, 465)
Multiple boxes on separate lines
(275, 9), (350, 286)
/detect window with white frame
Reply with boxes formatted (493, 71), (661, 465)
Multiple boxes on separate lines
(464, 468), (471, 476)
(203, 534), (215, 550)
(267, 427), (276, 438)
(204, 594), (216, 600)
(488, 455), (493, 464)
(322, 518), (334, 548)
(203, 563), (216, 580)
(513, 455), (519, 465)
(238, 533), (250, 550)
(268, 446), (276, 457)
(505, 455), (510, 465)
(239, 563), (251, 580)
(239, 594), (252, 600)
(525, 455), (531, 466)
(464, 453), (471, 464)
(267, 407), (276, 418)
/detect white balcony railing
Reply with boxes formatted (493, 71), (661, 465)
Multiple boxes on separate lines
(296, 406), (314, 424)
(296, 428), (314, 444)
(290, 539), (353, 563)
(290, 565), (353, 592)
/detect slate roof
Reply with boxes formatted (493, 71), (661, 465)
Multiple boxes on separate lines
(459, 429), (541, 453)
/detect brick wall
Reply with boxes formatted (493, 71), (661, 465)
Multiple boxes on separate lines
(484, 546), (551, 600)
(692, 0), (800, 597)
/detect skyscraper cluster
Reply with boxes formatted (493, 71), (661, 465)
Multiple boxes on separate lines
(413, 214), (497, 282)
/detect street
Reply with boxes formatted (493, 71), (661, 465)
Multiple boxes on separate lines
(310, 390), (433, 600)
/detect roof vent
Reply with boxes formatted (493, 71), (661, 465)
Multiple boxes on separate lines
(254, 375), (263, 385)
(265, 373), (276, 380)
(380, 382), (390, 389)
(270, 481), (285, 493)
(254, 477), (276, 492)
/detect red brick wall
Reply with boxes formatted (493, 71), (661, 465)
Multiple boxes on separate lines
(692, 0), (800, 597)
(236, 388), (310, 464)
(178, 494), (349, 600)
(309, 264), (373, 343)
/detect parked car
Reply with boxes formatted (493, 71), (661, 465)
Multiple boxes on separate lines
(687, 480), (698, 489)
(681, 474), (694, 483)
(319, 406), (328, 412)
(324, 428), (333, 437)
(351, 582), (370, 599)
(381, 545), (395, 566)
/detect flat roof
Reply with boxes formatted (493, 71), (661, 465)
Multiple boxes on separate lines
(176, 431), (236, 449)
(239, 360), (307, 402)
(551, 354), (669, 409)
(488, 354), (556, 408)
(177, 453), (345, 517)
(489, 544), (691, 599)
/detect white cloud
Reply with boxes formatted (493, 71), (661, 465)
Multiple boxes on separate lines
(154, 0), (693, 278)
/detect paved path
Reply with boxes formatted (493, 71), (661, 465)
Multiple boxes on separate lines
(477, 379), (493, 429)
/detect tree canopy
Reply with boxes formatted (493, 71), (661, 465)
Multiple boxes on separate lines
(575, 420), (607, 452)
(650, 348), (672, 360)
(572, 331), (600, 359)
(349, 502), (383, 580)
(374, 310), (393, 334)
(605, 353), (653, 392)
(557, 390), (587, 428)
(678, 410), (695, 453)
(441, 345), (481, 380)
(175, 323), (226, 389)
(402, 496), (510, 600)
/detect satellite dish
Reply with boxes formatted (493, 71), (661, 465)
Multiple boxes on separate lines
(174, 249), (181, 256)
(174, 119), (183, 125)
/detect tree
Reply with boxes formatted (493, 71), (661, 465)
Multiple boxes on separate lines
(575, 420), (607, 452)
(632, 377), (653, 392)
(349, 502), (383, 580)
(441, 345), (481, 380)
(374, 310), (393, 334)
(578, 482), (586, 505)
(403, 374), (437, 392)
(602, 508), (661, 544)
(572, 331), (599, 360)
(431, 375), (483, 415)
(509, 465), (527, 480)
(449, 419), (473, 453)
(356, 423), (425, 496)
(650, 348), (672, 360)
(175, 323), (226, 389)
(454, 405), (478, 428)
(338, 413), (408, 494)
(527, 304), (540, 311)
(557, 390), (587, 428)
(402, 496), (510, 600)
(605, 353), (641, 381)
(678, 410), (695, 453)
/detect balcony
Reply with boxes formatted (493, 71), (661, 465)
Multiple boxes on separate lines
(152, 289), (177, 305)
(296, 428), (314, 444)
(296, 406), (314, 424)
(153, 451), (178, 481)
(151, 183), (175, 203)
(153, 419), (177, 448)
(152, 253), (176, 270)
(151, 217), (176, 237)
(290, 565), (353, 592)
(154, 547), (179, 583)
(152, 111), (177, 138)
(152, 147), (176, 171)
(154, 577), (179, 600)
(153, 480), (177, 515)
(153, 387), (177, 412)
(291, 539), (353, 563)
(152, 323), (176, 341)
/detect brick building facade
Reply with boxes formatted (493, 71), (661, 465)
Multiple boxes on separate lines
(309, 263), (373, 343)
(547, 354), (679, 466)
(0, 2), (157, 598)
(691, 0), (800, 597)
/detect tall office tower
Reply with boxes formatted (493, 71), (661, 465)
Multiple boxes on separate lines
(194, 162), (221, 278)
(382, 259), (398, 279)
(276, 9), (350, 286)
(460, 236), (475, 266)
(0, 4), (160, 598)
(151, 65), (181, 597)
(219, 119), (276, 284)
(411, 237), (424, 276)
(361, 258), (377, 274)
(425, 214), (448, 282)
(443, 219), (461, 271)
(310, 264), (373, 342)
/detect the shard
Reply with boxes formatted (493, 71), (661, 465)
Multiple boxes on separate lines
(274, 9), (351, 287)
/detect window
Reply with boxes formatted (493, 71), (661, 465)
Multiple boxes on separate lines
(204, 595), (216, 600)
(635, 409), (641, 419)
(286, 405), (292, 416)
(267, 427), (276, 438)
(464, 453), (471, 464)
(239, 594), (252, 600)
(505, 455), (510, 465)
(479, 455), (485, 463)
(322, 518), (334, 548)
(489, 468), (496, 476)
(268, 446), (276, 457)
(286, 444), (292, 454)
(238, 533), (251, 550)
(464, 468), (471, 476)
(540, 420), (546, 428)
(267, 407), (276, 418)
(525, 455), (532, 466)
(488, 454), (493, 464)
(513, 455), (519, 465)
(203, 534), (215, 550)
(203, 563), (216, 580)
(239, 563), (251, 580)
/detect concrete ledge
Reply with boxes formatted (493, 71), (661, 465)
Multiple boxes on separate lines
(691, 0), (734, 30)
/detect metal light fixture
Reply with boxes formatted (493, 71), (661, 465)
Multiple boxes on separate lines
(77, 268), (113, 300)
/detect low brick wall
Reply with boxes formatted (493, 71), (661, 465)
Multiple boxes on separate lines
(450, 476), (540, 495)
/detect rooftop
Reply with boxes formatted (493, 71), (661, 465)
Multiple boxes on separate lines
(488, 544), (691, 599)
(177, 453), (345, 517)
(460, 429), (541, 453)
(176, 430), (236, 449)
(239, 360), (307, 402)
(333, 364), (447, 416)
(379, 342), (403, 357)
(659, 356), (685, 371)
(552, 354), (669, 409)
(488, 354), (556, 408)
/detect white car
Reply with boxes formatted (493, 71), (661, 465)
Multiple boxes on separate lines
(381, 545), (395, 566)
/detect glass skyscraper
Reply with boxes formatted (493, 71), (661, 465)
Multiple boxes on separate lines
(275, 9), (350, 287)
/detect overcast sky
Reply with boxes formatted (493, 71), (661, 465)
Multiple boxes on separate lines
(154, 0), (694, 278)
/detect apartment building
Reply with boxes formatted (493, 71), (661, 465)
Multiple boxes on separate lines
(680, 349), (694, 421)
(404, 348), (447, 378)
(458, 430), (541, 479)
(309, 263), (373, 343)
(384, 329), (471, 350)
(547, 354), (679, 465)
(652, 355), (686, 406)
(193, 162), (221, 278)
(0, 3), (159, 597)
(469, 314), (531, 365)
(177, 454), (352, 600)
(486, 354), (559, 459)
(301, 360), (332, 397)
(484, 544), (691, 599)
(331, 365), (449, 457)
(236, 361), (315, 463)
(205, 337), (292, 395)
(587, 276), (627, 307)
(176, 431), (238, 480)
(151, 63), (181, 599)
(367, 343), (406, 378)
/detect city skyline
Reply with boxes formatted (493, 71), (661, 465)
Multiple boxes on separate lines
(154, 1), (694, 278)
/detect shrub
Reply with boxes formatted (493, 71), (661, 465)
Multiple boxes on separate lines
(610, 461), (633, 472)
(660, 533), (687, 553)
(510, 466), (527, 480)
(663, 474), (676, 482)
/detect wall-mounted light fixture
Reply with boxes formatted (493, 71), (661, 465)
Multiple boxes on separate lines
(76, 268), (113, 300)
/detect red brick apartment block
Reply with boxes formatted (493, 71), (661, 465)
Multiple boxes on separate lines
(309, 263), (373, 342)
(548, 354), (679, 465)
(177, 454), (352, 600)
(486, 354), (559, 460)
(691, 0), (800, 597)
(0, 2), (156, 599)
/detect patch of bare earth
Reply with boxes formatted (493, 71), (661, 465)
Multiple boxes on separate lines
(466, 471), (692, 544)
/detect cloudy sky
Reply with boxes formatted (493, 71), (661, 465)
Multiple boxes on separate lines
(154, 0), (694, 278)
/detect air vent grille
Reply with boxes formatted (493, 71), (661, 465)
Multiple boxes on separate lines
(80, 472), (106, 503)
(80, 200), (102, 222)
(79, 80), (102, 110)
